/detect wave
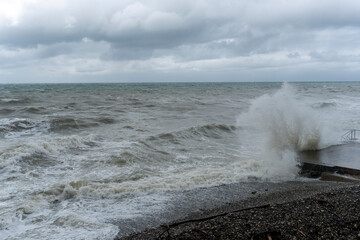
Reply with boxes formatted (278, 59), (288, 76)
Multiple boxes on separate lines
(0, 116), (117, 137)
(0, 118), (50, 137)
(147, 124), (236, 143)
(23, 106), (46, 113)
(0, 97), (31, 104)
(104, 123), (237, 169)
(238, 84), (322, 152)
(237, 83), (327, 179)
(49, 116), (116, 132)
(50, 117), (85, 131)
(0, 108), (15, 115)
(97, 117), (116, 124)
(312, 102), (337, 109)
(103, 123), (239, 169)
(0, 135), (97, 175)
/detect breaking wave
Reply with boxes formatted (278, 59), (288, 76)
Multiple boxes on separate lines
(0, 118), (50, 137)
(312, 102), (337, 109)
(0, 98), (30, 104)
(148, 124), (236, 143)
(0, 135), (97, 177)
(50, 116), (116, 132)
(237, 83), (326, 179)
(0, 116), (117, 137)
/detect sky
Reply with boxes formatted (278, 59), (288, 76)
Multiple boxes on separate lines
(0, 0), (360, 83)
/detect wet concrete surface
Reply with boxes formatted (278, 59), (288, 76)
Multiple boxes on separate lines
(299, 142), (360, 169)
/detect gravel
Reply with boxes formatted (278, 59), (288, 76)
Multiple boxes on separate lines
(118, 183), (360, 240)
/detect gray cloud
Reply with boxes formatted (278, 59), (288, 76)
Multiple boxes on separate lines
(1, 0), (360, 82)
(0, 1), (229, 48)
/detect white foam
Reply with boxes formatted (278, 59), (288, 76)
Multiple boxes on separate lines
(0, 98), (20, 103)
(0, 118), (50, 138)
(0, 135), (93, 175)
(236, 83), (331, 179)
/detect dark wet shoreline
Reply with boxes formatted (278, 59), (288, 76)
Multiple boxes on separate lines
(116, 181), (359, 239)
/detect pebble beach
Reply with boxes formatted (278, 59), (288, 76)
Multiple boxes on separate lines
(118, 182), (360, 239)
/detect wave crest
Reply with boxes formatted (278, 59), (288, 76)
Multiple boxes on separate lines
(237, 83), (324, 179)
(0, 118), (49, 137)
(312, 102), (337, 109)
(238, 83), (321, 152)
(148, 124), (236, 143)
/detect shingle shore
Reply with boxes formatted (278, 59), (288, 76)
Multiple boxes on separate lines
(118, 183), (360, 240)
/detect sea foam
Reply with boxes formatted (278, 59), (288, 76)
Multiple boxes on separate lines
(237, 83), (325, 179)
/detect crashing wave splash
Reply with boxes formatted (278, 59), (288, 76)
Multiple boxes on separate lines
(237, 83), (326, 179)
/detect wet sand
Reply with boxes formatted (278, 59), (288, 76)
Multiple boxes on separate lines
(115, 181), (359, 239)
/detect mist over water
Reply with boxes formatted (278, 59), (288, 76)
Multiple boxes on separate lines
(0, 82), (360, 239)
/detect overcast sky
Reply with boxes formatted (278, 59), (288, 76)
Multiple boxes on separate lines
(0, 0), (360, 83)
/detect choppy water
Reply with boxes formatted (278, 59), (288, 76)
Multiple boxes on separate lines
(1, 82), (360, 239)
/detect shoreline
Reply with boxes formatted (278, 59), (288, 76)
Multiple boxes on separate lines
(115, 181), (359, 239)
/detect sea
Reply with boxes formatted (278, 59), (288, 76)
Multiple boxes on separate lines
(0, 82), (360, 239)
